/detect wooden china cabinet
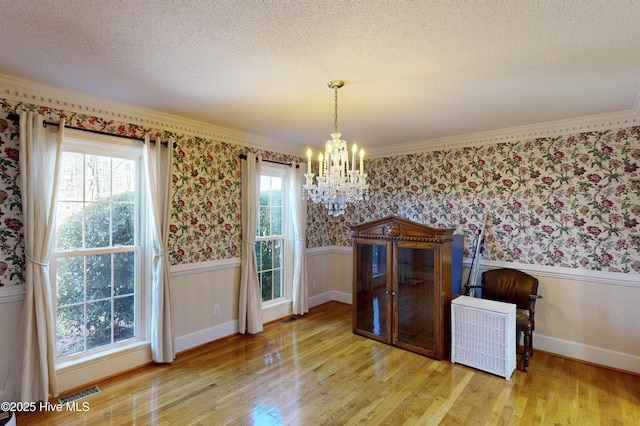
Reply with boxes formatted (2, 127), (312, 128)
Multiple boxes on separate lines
(351, 216), (462, 360)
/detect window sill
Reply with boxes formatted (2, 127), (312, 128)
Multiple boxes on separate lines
(262, 298), (292, 309)
(56, 340), (152, 393)
(56, 340), (150, 372)
(262, 299), (293, 323)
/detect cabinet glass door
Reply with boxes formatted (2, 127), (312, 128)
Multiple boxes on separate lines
(395, 243), (436, 352)
(354, 241), (390, 341)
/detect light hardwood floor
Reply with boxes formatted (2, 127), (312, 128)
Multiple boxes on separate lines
(18, 302), (640, 425)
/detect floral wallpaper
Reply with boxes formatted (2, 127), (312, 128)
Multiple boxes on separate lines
(170, 137), (243, 263)
(2, 96), (639, 288)
(0, 109), (22, 286)
(0, 99), (303, 285)
(170, 140), (301, 264)
(307, 128), (640, 273)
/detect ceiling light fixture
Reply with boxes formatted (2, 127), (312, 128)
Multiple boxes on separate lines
(303, 80), (369, 216)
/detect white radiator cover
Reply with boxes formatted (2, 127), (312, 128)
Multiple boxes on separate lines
(451, 295), (516, 380)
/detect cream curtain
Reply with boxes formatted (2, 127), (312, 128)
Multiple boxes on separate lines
(289, 163), (308, 315)
(238, 153), (263, 334)
(143, 135), (175, 362)
(17, 112), (63, 401)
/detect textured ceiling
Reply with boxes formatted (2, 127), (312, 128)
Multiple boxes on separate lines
(1, 0), (640, 150)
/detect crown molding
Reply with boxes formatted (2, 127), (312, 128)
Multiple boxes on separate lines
(3, 73), (639, 160)
(369, 108), (640, 159)
(0, 73), (303, 157)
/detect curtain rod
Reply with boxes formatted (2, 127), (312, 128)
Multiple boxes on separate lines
(239, 154), (299, 168)
(43, 120), (171, 147)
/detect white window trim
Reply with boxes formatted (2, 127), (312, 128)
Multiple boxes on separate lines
(259, 164), (293, 309)
(52, 129), (150, 369)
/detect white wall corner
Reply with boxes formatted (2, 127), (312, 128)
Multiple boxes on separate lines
(329, 290), (352, 305)
(308, 291), (333, 308)
(174, 320), (239, 353)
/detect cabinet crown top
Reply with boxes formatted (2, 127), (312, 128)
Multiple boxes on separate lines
(351, 216), (457, 242)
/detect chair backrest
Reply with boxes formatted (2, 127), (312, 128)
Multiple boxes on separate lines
(481, 268), (539, 311)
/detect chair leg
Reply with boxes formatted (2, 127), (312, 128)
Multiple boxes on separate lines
(522, 331), (532, 373)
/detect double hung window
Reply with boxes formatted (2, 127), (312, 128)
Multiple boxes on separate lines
(255, 166), (287, 304)
(52, 133), (145, 360)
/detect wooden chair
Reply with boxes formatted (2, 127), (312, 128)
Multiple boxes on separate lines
(472, 268), (542, 372)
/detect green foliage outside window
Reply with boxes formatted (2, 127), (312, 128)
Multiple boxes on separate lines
(55, 191), (136, 357)
(256, 177), (284, 302)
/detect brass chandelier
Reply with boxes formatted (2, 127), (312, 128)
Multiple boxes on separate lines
(303, 80), (369, 216)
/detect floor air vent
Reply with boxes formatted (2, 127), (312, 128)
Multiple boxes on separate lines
(57, 385), (101, 405)
(281, 317), (297, 324)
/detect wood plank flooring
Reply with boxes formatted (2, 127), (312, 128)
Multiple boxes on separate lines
(17, 302), (640, 425)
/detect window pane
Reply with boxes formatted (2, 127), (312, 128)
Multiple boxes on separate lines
(271, 207), (282, 235)
(260, 241), (272, 271)
(56, 201), (84, 250)
(274, 268), (282, 299)
(85, 155), (112, 201)
(114, 296), (135, 342)
(273, 239), (282, 269)
(260, 271), (273, 302)
(254, 242), (262, 270)
(86, 300), (112, 350)
(85, 202), (111, 248)
(271, 182), (282, 206)
(59, 152), (84, 201)
(114, 252), (135, 296)
(112, 158), (135, 199)
(258, 206), (270, 237)
(86, 254), (112, 301)
(56, 256), (84, 305)
(260, 176), (270, 206)
(112, 201), (134, 245)
(56, 305), (84, 357)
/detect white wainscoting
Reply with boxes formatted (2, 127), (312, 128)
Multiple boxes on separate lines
(169, 248), (640, 374)
(313, 249), (640, 374)
(5, 246), (639, 394)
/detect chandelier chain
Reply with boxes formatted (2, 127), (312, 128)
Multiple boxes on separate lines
(334, 86), (339, 134)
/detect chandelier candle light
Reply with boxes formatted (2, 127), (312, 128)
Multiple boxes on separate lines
(303, 80), (369, 216)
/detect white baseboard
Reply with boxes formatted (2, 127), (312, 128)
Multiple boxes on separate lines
(175, 320), (238, 353)
(175, 290), (639, 375)
(329, 290), (352, 305)
(309, 290), (352, 308)
(535, 334), (640, 374)
(174, 292), (350, 354)
(308, 291), (333, 308)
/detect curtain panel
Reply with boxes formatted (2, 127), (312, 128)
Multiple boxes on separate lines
(238, 153), (263, 334)
(289, 163), (308, 315)
(143, 135), (175, 362)
(16, 112), (63, 401)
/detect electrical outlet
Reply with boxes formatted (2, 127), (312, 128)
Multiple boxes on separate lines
(214, 304), (220, 315)
(313, 280), (317, 288)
